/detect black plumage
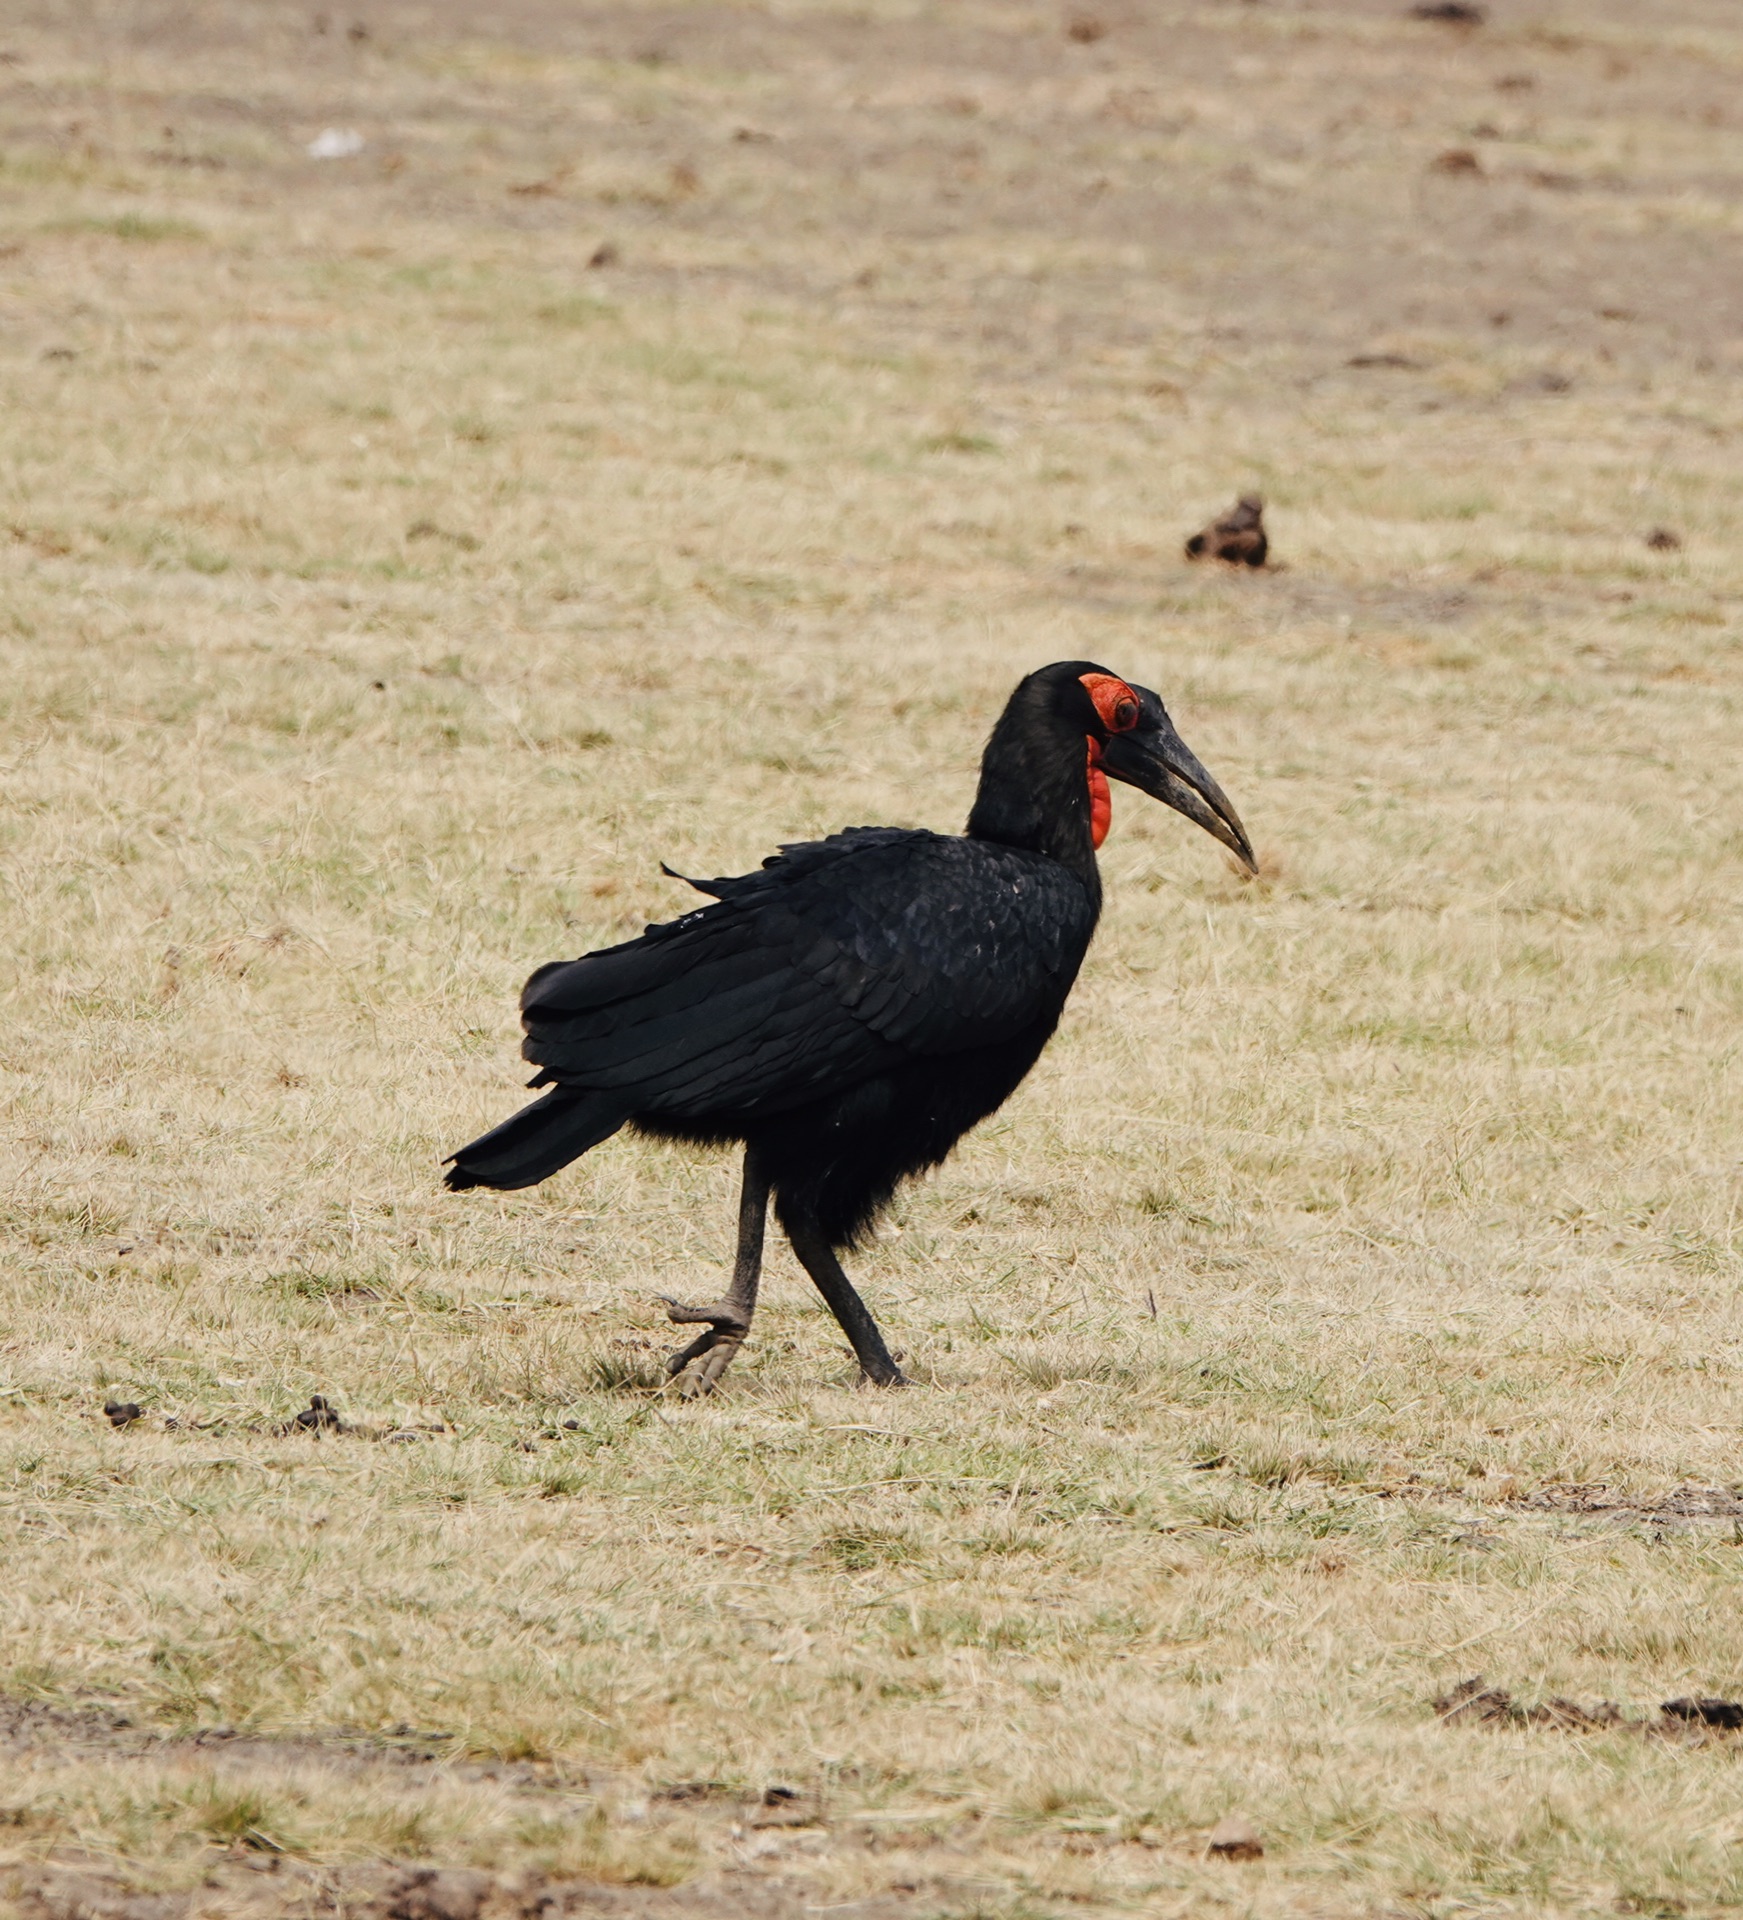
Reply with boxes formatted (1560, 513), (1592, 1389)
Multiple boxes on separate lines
(448, 661), (1253, 1390)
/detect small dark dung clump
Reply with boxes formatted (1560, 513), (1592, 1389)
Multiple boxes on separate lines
(1206, 1814), (1264, 1860)
(1663, 1697), (1743, 1730)
(1185, 493), (1268, 566)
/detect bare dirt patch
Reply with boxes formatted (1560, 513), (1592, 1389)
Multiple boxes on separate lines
(1, 1860), (922, 1920)
(1518, 1485), (1743, 1522)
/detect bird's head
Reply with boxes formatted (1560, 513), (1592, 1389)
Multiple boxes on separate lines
(969, 660), (1255, 871)
(1069, 664), (1255, 868)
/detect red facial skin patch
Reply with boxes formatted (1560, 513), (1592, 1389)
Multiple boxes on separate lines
(1079, 673), (1138, 848)
(1079, 672), (1141, 734)
(1086, 739), (1111, 848)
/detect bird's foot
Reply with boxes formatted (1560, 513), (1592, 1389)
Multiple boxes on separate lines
(659, 1296), (750, 1396)
(858, 1359), (910, 1389)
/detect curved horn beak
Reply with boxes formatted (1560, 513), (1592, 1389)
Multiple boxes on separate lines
(1100, 690), (1256, 871)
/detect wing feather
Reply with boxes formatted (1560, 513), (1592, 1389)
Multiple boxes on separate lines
(518, 829), (1095, 1119)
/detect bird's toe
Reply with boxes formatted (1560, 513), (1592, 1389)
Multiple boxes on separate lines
(671, 1337), (745, 1395)
(859, 1362), (911, 1389)
(685, 1342), (743, 1396)
(664, 1328), (718, 1376)
(662, 1308), (750, 1391)
(661, 1294), (748, 1331)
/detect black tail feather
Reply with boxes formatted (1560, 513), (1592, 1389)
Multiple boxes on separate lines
(444, 1087), (625, 1192)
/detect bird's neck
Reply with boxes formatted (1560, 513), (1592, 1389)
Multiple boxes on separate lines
(965, 706), (1104, 908)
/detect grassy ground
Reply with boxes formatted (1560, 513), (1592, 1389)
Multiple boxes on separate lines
(3, 1), (1743, 1914)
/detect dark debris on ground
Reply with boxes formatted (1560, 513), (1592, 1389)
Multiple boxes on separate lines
(1434, 1676), (1743, 1738)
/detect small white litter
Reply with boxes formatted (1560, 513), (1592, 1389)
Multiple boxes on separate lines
(307, 128), (365, 159)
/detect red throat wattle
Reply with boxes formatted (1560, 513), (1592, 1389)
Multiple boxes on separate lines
(1078, 671), (1137, 851)
(1086, 739), (1111, 848)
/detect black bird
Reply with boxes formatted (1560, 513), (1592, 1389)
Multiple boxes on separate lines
(447, 662), (1253, 1391)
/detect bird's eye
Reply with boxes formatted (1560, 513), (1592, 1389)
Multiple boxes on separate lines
(1078, 671), (1141, 733)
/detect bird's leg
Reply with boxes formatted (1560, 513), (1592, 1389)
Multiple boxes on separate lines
(661, 1146), (769, 1395)
(783, 1217), (909, 1387)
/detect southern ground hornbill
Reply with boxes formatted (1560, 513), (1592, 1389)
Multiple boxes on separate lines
(447, 662), (1253, 1391)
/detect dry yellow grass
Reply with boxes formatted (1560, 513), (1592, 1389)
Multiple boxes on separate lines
(3, 1), (1743, 1914)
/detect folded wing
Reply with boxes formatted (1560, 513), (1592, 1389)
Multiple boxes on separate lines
(520, 828), (1095, 1122)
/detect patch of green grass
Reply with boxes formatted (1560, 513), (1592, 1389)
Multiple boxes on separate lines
(46, 213), (207, 242)
(919, 431), (999, 455)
